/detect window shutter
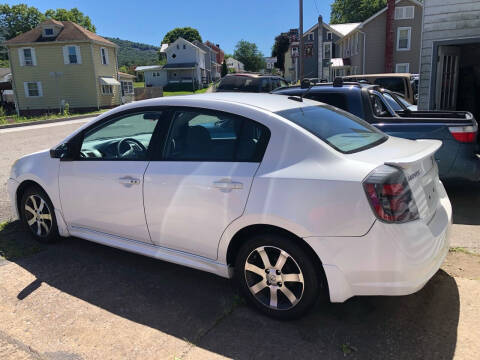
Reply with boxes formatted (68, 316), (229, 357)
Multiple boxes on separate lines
(18, 48), (25, 66)
(30, 48), (37, 66)
(37, 82), (43, 97)
(105, 48), (109, 65)
(76, 46), (82, 64)
(63, 46), (69, 64)
(23, 82), (29, 97)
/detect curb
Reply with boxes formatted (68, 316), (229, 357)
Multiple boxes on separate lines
(0, 113), (100, 130)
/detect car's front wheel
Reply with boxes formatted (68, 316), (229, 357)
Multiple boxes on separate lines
(20, 185), (59, 243)
(235, 233), (324, 319)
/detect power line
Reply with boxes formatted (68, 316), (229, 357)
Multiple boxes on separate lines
(313, 0), (320, 15)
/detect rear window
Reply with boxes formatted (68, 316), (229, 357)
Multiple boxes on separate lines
(374, 77), (405, 94)
(276, 105), (387, 154)
(305, 93), (349, 112)
(217, 76), (260, 92)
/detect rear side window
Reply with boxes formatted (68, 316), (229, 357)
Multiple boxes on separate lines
(165, 109), (270, 161)
(217, 76), (260, 92)
(276, 105), (387, 154)
(374, 77), (405, 94)
(306, 93), (349, 112)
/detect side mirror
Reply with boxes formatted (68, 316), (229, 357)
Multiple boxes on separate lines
(50, 143), (75, 161)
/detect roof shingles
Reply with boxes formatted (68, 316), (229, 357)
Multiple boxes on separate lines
(5, 21), (115, 47)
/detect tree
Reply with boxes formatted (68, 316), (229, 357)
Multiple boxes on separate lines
(330, 0), (386, 24)
(45, 7), (96, 32)
(271, 33), (290, 73)
(0, 4), (45, 40)
(162, 27), (202, 44)
(221, 60), (228, 77)
(233, 40), (265, 72)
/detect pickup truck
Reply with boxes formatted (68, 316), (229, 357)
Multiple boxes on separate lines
(273, 82), (480, 181)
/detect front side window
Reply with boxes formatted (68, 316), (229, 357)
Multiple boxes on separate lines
(306, 93), (349, 112)
(276, 105), (387, 154)
(68, 46), (78, 64)
(374, 77), (405, 94)
(80, 111), (162, 160)
(164, 109), (270, 162)
(397, 27), (411, 51)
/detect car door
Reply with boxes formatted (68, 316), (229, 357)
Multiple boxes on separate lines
(143, 107), (270, 259)
(59, 109), (167, 243)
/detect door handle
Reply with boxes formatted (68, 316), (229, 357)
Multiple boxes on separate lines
(213, 179), (243, 192)
(119, 176), (141, 187)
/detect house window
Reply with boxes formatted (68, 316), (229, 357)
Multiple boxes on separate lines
(101, 85), (113, 95)
(326, 32), (332, 41)
(323, 42), (331, 59)
(24, 82), (42, 97)
(101, 47), (108, 65)
(307, 33), (314, 41)
(291, 47), (298, 57)
(23, 48), (33, 65)
(397, 27), (411, 51)
(172, 53), (177, 58)
(121, 81), (133, 94)
(396, 63), (410, 73)
(63, 45), (81, 64)
(183, 44), (186, 49)
(355, 33), (359, 54)
(68, 46), (78, 63)
(395, 6), (414, 20)
(44, 28), (54, 36)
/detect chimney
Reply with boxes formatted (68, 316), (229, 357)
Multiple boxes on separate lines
(385, 0), (395, 73)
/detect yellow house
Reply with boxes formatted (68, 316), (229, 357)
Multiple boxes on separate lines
(5, 19), (121, 116)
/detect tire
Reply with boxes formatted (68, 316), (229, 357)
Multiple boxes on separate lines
(234, 233), (324, 320)
(20, 185), (59, 243)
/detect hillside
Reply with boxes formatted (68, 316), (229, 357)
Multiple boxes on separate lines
(105, 37), (160, 67)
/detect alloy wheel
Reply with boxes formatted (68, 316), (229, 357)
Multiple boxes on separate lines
(24, 194), (53, 238)
(244, 246), (305, 310)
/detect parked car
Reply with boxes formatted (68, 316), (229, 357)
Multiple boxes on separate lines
(343, 73), (417, 104)
(216, 73), (288, 93)
(274, 82), (479, 182)
(8, 93), (451, 319)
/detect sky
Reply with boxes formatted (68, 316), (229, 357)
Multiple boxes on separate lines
(5, 0), (334, 55)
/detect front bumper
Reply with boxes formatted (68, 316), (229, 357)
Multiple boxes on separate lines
(306, 182), (452, 303)
(7, 178), (19, 219)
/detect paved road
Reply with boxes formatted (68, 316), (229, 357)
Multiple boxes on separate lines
(1, 118), (479, 252)
(0, 119), (92, 222)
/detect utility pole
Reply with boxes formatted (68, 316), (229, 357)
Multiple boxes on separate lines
(299, 0), (304, 81)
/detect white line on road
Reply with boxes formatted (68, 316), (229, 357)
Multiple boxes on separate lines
(0, 118), (92, 134)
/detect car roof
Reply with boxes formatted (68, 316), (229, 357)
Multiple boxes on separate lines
(275, 83), (370, 93)
(122, 92), (320, 113)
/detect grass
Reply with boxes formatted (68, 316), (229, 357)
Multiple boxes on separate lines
(163, 87), (209, 97)
(134, 81), (144, 88)
(449, 247), (479, 256)
(0, 221), (45, 261)
(0, 109), (107, 126)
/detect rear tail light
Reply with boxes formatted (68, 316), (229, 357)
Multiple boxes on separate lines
(363, 165), (419, 223)
(448, 124), (477, 143)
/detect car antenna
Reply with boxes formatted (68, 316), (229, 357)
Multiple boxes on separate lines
(288, 79), (312, 102)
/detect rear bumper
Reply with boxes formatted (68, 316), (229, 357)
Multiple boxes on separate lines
(306, 181), (452, 303)
(7, 178), (19, 219)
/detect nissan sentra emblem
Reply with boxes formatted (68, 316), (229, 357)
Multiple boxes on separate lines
(408, 170), (421, 181)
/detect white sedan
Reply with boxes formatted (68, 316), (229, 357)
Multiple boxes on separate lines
(7, 93), (452, 319)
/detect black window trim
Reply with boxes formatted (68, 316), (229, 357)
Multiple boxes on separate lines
(154, 106), (271, 163)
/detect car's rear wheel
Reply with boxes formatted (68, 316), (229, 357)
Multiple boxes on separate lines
(235, 233), (323, 319)
(20, 186), (59, 243)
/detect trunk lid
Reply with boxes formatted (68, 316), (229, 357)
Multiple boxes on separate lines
(349, 137), (442, 222)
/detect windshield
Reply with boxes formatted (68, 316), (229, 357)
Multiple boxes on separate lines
(276, 105), (387, 154)
(217, 76), (260, 92)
